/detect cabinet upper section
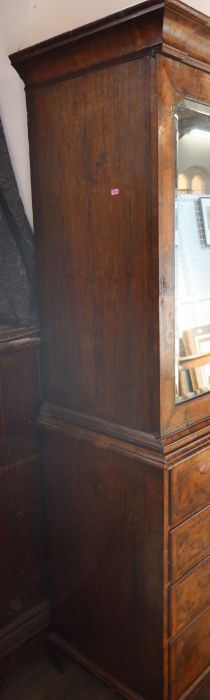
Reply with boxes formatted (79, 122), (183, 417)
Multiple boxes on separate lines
(9, 0), (210, 443)
(9, 1), (210, 89)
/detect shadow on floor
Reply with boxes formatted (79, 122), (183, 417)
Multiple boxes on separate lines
(0, 644), (119, 700)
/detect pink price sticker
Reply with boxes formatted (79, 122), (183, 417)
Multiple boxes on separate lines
(199, 464), (207, 475)
(111, 188), (120, 196)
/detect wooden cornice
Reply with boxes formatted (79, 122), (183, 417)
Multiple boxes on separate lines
(9, 0), (210, 88)
(163, 0), (210, 74)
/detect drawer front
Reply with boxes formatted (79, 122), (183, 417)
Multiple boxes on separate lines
(170, 557), (210, 637)
(170, 606), (210, 700)
(170, 506), (210, 581)
(170, 450), (210, 524)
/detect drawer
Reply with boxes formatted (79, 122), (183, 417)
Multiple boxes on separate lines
(170, 450), (210, 524)
(170, 506), (210, 581)
(170, 557), (210, 637)
(170, 606), (210, 700)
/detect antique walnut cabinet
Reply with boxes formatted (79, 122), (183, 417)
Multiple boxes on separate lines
(10, 2), (210, 699)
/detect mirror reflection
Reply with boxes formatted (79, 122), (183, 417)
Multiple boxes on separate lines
(175, 100), (210, 403)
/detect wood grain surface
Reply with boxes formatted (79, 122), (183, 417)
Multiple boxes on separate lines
(170, 506), (210, 582)
(170, 607), (210, 700)
(0, 329), (47, 634)
(170, 558), (210, 636)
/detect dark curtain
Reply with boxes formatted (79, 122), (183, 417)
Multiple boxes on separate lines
(0, 120), (38, 327)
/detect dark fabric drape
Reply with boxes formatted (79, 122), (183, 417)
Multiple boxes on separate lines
(0, 120), (38, 326)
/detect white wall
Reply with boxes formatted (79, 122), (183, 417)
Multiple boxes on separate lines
(0, 0), (209, 225)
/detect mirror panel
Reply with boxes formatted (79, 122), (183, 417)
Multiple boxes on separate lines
(175, 100), (210, 403)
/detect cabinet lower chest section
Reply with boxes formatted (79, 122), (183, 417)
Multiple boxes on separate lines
(168, 449), (210, 700)
(40, 425), (210, 700)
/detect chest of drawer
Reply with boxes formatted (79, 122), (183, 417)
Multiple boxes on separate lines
(170, 606), (210, 700)
(170, 556), (210, 637)
(170, 506), (210, 581)
(170, 450), (210, 525)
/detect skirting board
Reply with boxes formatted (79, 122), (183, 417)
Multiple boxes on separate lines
(49, 631), (145, 700)
(0, 599), (50, 659)
(49, 631), (210, 700)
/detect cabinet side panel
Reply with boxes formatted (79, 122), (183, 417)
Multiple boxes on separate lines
(42, 429), (164, 700)
(27, 55), (159, 433)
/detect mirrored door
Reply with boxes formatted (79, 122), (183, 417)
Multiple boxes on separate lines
(175, 100), (210, 403)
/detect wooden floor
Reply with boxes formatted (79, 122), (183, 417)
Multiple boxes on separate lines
(0, 643), (119, 700)
(1, 639), (210, 700)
